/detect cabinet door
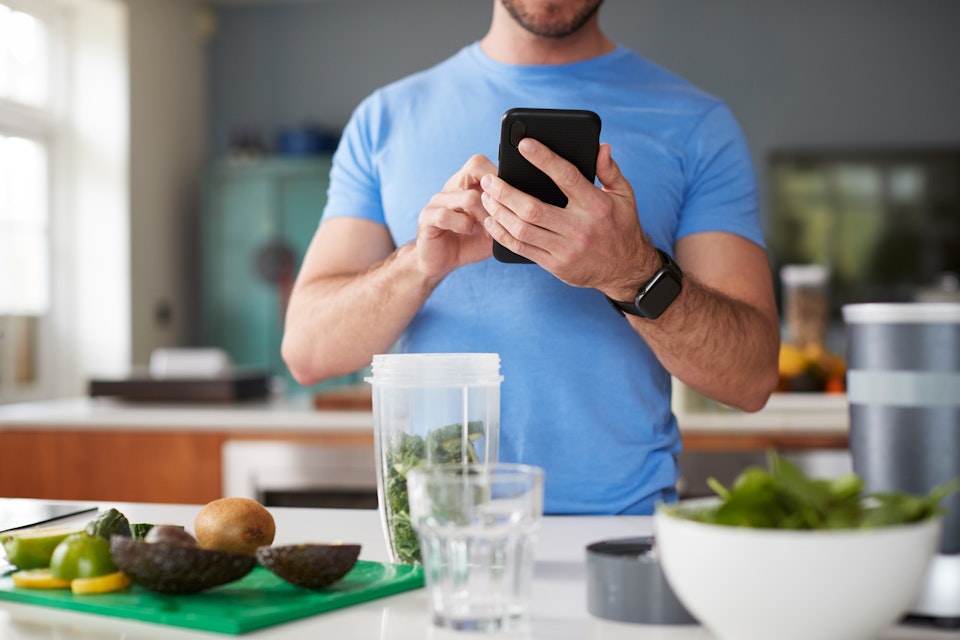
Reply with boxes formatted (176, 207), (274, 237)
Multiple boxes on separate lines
(203, 167), (280, 370)
(201, 158), (360, 392)
(279, 161), (329, 263)
(227, 173), (280, 369)
(272, 161), (331, 385)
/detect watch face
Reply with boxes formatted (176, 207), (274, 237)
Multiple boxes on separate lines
(636, 271), (682, 319)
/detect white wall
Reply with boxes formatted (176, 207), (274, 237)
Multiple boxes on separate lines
(57, 0), (129, 392)
(53, 0), (206, 395)
(127, 0), (207, 365)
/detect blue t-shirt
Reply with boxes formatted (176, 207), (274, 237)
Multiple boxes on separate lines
(324, 43), (763, 515)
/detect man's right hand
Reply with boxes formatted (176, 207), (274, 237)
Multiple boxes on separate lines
(415, 154), (498, 280)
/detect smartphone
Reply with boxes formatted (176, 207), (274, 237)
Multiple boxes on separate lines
(493, 108), (602, 264)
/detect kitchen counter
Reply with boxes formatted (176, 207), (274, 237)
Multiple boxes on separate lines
(0, 397), (375, 505)
(0, 500), (950, 640)
(672, 381), (849, 450)
(0, 394), (848, 504)
(0, 390), (847, 443)
(0, 395), (373, 432)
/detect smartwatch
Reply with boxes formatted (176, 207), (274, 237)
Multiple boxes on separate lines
(606, 249), (683, 320)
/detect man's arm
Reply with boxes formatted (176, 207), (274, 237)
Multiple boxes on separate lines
(481, 140), (779, 412)
(618, 232), (780, 412)
(282, 154), (498, 386)
(281, 218), (429, 385)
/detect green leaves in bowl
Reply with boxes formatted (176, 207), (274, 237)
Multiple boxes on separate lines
(672, 451), (958, 530)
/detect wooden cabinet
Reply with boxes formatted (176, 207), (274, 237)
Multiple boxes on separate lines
(0, 428), (373, 505)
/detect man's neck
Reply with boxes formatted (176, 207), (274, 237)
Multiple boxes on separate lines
(479, 3), (615, 65)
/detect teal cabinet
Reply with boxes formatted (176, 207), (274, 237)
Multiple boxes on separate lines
(201, 157), (363, 393)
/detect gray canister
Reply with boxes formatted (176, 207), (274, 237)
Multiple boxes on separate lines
(586, 537), (696, 625)
(843, 303), (960, 554)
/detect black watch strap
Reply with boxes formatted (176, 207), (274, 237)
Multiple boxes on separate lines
(605, 249), (683, 320)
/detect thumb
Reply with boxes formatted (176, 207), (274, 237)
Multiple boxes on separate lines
(595, 143), (629, 193)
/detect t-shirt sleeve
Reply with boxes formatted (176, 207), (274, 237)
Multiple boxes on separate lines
(677, 103), (765, 249)
(322, 93), (386, 226)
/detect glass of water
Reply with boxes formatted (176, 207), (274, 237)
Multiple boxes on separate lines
(406, 463), (545, 632)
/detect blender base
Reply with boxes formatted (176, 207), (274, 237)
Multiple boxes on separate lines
(906, 554), (960, 625)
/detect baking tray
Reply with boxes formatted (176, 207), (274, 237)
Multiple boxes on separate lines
(88, 370), (271, 402)
(0, 562), (423, 634)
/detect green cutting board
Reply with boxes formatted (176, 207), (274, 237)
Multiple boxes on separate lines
(0, 561), (423, 634)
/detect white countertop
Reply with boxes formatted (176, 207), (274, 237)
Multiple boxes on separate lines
(0, 501), (950, 640)
(0, 396), (373, 432)
(0, 392), (848, 436)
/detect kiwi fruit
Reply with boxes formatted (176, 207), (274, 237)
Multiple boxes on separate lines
(194, 497), (276, 556)
(256, 544), (361, 590)
(111, 536), (255, 594)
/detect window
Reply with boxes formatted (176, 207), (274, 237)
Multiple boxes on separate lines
(0, 3), (50, 108)
(0, 0), (129, 404)
(768, 148), (960, 320)
(0, 134), (49, 314)
(0, 0), (61, 401)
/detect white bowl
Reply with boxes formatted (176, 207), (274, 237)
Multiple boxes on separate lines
(654, 501), (941, 640)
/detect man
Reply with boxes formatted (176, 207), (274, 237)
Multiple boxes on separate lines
(282, 0), (780, 515)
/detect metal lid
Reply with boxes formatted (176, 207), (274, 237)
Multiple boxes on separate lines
(585, 536), (696, 625)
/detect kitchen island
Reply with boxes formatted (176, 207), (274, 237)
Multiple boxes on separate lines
(0, 392), (848, 504)
(0, 501), (952, 639)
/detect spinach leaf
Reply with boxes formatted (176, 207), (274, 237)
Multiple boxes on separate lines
(677, 450), (958, 530)
(383, 420), (485, 563)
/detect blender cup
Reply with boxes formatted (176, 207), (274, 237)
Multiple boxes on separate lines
(366, 353), (502, 564)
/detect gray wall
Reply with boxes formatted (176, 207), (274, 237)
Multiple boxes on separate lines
(206, 0), (960, 225)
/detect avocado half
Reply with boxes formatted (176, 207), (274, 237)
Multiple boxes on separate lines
(256, 543), (361, 590)
(110, 536), (255, 594)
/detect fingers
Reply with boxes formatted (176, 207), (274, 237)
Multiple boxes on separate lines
(479, 138), (591, 260)
(518, 137), (593, 196)
(443, 154), (498, 192)
(479, 172), (558, 260)
(595, 143), (626, 191)
(481, 137), (598, 230)
(420, 189), (487, 237)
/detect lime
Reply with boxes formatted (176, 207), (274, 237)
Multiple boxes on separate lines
(11, 569), (72, 590)
(1, 526), (84, 571)
(49, 533), (117, 580)
(71, 571), (131, 595)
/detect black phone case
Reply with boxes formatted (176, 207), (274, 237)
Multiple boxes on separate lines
(494, 108), (602, 264)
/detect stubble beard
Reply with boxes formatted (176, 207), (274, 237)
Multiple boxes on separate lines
(500, 0), (604, 39)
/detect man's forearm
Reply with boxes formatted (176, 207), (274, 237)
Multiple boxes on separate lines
(281, 243), (438, 385)
(631, 275), (780, 412)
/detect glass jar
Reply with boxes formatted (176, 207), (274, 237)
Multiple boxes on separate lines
(780, 264), (830, 349)
(366, 353), (502, 564)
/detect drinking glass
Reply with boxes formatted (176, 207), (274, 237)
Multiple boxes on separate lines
(407, 463), (544, 632)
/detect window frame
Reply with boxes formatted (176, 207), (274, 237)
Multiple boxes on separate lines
(0, 0), (66, 402)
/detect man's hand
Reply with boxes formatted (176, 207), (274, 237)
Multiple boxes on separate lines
(416, 154), (498, 280)
(479, 139), (659, 293)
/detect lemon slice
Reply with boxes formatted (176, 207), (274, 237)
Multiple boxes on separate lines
(71, 571), (131, 595)
(11, 569), (72, 589)
(1, 525), (84, 571)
